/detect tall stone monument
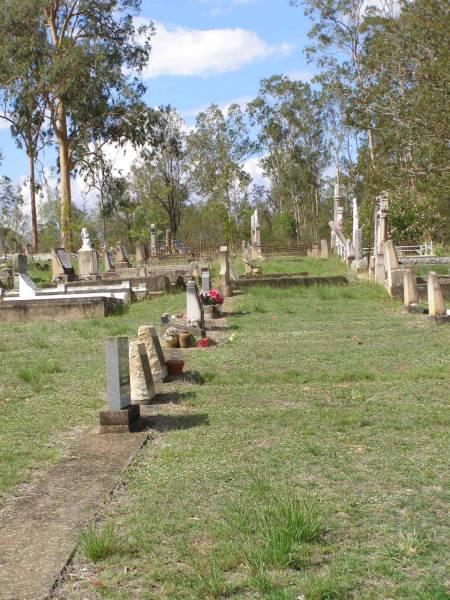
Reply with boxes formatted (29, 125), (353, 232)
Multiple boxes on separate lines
(219, 245), (231, 297)
(150, 224), (157, 256)
(165, 229), (172, 253)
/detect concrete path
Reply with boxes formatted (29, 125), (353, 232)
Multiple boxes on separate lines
(0, 427), (150, 600)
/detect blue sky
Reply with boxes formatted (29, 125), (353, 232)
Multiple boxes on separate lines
(0, 0), (315, 202)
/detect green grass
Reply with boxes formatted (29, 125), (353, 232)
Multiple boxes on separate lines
(0, 293), (185, 500)
(77, 523), (122, 562)
(1, 257), (449, 599)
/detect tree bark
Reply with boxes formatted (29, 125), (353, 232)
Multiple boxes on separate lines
(28, 151), (39, 252)
(56, 102), (72, 250)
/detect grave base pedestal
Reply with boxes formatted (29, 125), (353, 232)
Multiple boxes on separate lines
(99, 404), (140, 433)
(115, 261), (130, 270)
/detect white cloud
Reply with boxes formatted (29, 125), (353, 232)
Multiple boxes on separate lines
(143, 21), (293, 78)
(244, 156), (269, 188)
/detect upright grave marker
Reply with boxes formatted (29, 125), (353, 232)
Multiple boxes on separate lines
(129, 341), (155, 404)
(18, 273), (37, 299)
(201, 268), (211, 292)
(186, 280), (204, 328)
(320, 239), (329, 259)
(78, 228), (99, 280)
(427, 272), (446, 316)
(115, 242), (129, 269)
(219, 245), (231, 297)
(52, 248), (76, 282)
(135, 245), (146, 266)
(150, 224), (157, 256)
(403, 269), (419, 308)
(99, 336), (139, 433)
(138, 325), (168, 381)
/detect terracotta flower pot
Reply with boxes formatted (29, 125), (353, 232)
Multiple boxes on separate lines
(166, 359), (185, 375)
(179, 331), (192, 348)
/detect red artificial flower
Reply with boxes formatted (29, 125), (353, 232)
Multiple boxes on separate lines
(196, 338), (210, 348)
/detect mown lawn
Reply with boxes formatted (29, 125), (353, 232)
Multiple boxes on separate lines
(49, 258), (449, 599)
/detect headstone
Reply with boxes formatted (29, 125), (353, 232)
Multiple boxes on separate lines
(345, 239), (355, 262)
(0, 287), (3, 303)
(311, 244), (320, 259)
(25, 243), (32, 256)
(99, 336), (139, 433)
(0, 268), (13, 288)
(78, 249), (99, 279)
(12, 253), (27, 274)
(80, 227), (92, 250)
(219, 245), (231, 297)
(186, 280), (204, 327)
(191, 261), (200, 282)
(18, 273), (37, 299)
(129, 341), (155, 404)
(403, 269), (419, 307)
(104, 249), (114, 272)
(165, 229), (172, 253)
(138, 325), (168, 381)
(150, 224), (157, 256)
(373, 194), (389, 284)
(135, 244), (146, 266)
(52, 248), (75, 282)
(320, 239), (329, 259)
(427, 271), (446, 316)
(115, 242), (129, 269)
(383, 239), (404, 295)
(201, 268), (211, 292)
(106, 337), (131, 410)
(331, 178), (343, 251)
(161, 313), (170, 325)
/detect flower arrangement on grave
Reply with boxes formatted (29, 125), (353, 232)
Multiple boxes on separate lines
(165, 326), (179, 337)
(196, 337), (210, 348)
(164, 326), (180, 348)
(200, 289), (224, 306)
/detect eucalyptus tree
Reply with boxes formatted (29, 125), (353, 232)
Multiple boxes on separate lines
(188, 104), (256, 234)
(0, 0), (153, 249)
(247, 75), (328, 243)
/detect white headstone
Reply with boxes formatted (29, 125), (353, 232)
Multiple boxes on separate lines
(186, 280), (204, 326)
(201, 269), (210, 292)
(18, 273), (37, 299)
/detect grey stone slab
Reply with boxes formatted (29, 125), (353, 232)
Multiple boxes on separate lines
(0, 427), (150, 600)
(106, 337), (131, 410)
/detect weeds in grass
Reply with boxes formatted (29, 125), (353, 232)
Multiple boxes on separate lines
(77, 523), (121, 562)
(301, 567), (354, 599)
(190, 559), (229, 598)
(253, 301), (267, 313)
(384, 527), (431, 562)
(18, 367), (44, 392)
(219, 485), (325, 571)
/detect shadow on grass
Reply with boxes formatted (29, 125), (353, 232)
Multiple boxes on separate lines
(142, 412), (209, 432)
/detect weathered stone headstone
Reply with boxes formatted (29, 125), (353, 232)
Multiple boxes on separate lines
(129, 340), (155, 404)
(320, 239), (329, 259)
(383, 239), (404, 295)
(427, 271), (446, 316)
(52, 248), (75, 282)
(403, 269), (418, 307)
(18, 273), (37, 299)
(219, 245), (231, 297)
(186, 280), (204, 327)
(135, 245), (146, 266)
(78, 249), (99, 279)
(373, 194), (389, 284)
(104, 249), (114, 272)
(115, 242), (129, 269)
(12, 253), (27, 275)
(201, 268), (211, 292)
(138, 325), (168, 381)
(99, 336), (139, 433)
(191, 261), (200, 282)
